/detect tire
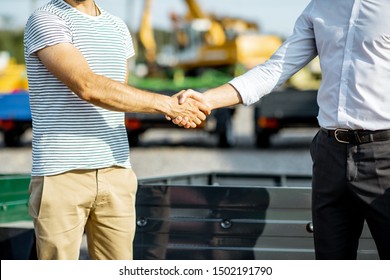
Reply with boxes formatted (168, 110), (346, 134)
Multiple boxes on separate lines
(126, 130), (141, 147)
(215, 108), (235, 148)
(255, 129), (273, 148)
(3, 130), (23, 147)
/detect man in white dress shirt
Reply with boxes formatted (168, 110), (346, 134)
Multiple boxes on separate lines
(171, 0), (390, 259)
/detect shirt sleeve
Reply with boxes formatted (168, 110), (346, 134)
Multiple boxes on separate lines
(229, 0), (318, 106)
(117, 19), (135, 60)
(24, 11), (72, 57)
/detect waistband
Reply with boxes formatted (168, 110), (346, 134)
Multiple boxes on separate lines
(320, 128), (390, 144)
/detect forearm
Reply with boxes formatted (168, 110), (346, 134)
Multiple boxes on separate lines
(36, 43), (209, 125)
(80, 73), (172, 115)
(79, 73), (209, 126)
(36, 43), (177, 117)
(203, 83), (243, 110)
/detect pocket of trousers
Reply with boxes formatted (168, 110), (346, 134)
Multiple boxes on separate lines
(28, 176), (45, 219)
(310, 130), (320, 162)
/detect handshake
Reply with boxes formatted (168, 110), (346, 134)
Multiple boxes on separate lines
(162, 83), (240, 127)
(166, 89), (211, 129)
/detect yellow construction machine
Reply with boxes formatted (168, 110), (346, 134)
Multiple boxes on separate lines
(0, 51), (28, 93)
(131, 1), (320, 148)
(139, 0), (282, 74)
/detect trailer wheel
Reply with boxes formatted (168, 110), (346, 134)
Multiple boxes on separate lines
(126, 130), (142, 147)
(3, 130), (23, 147)
(218, 117), (235, 148)
(255, 129), (273, 148)
(215, 108), (235, 148)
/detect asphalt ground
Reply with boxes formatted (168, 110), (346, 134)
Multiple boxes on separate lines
(0, 106), (316, 178)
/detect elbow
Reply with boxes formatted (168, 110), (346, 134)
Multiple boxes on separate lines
(74, 75), (97, 102)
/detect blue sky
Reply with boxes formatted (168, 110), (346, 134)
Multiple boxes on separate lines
(0, 0), (310, 37)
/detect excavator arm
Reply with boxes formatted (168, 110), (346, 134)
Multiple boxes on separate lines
(139, 0), (157, 65)
(184, 0), (226, 46)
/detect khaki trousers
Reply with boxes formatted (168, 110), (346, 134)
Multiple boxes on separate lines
(29, 166), (138, 260)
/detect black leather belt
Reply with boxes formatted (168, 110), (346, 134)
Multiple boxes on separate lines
(321, 128), (390, 144)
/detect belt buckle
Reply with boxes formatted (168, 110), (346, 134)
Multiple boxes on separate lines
(334, 128), (350, 143)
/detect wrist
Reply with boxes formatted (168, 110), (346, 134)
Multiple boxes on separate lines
(203, 90), (218, 110)
(158, 95), (175, 116)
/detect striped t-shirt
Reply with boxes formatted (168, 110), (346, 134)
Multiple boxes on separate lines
(24, 0), (135, 176)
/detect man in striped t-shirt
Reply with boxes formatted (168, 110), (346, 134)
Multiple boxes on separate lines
(24, 0), (209, 260)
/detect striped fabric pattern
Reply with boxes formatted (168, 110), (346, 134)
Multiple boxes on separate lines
(24, 0), (135, 176)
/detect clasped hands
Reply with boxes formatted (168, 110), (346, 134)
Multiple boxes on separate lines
(167, 89), (210, 128)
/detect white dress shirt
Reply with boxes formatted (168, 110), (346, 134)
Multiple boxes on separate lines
(229, 0), (390, 130)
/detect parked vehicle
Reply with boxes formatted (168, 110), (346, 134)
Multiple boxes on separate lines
(139, 0), (282, 74)
(0, 91), (31, 147)
(0, 52), (31, 147)
(254, 89), (319, 148)
(125, 89), (235, 148)
(0, 89), (236, 148)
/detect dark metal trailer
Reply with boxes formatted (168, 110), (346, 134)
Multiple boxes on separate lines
(133, 172), (378, 260)
(0, 172), (379, 260)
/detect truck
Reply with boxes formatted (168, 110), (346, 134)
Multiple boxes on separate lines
(0, 81), (236, 148)
(0, 52), (31, 147)
(253, 58), (322, 148)
(124, 89), (236, 148)
(0, 91), (31, 147)
(0, 172), (379, 260)
(0, 87), (236, 148)
(254, 88), (319, 148)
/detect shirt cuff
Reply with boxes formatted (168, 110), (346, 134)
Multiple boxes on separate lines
(228, 75), (265, 106)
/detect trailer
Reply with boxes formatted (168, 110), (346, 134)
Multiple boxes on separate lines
(133, 172), (378, 260)
(0, 172), (379, 260)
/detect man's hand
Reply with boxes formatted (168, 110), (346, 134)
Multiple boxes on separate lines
(166, 89), (210, 128)
(166, 84), (242, 128)
(166, 89), (211, 128)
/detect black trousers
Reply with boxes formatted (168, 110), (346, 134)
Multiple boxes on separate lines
(310, 129), (390, 260)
